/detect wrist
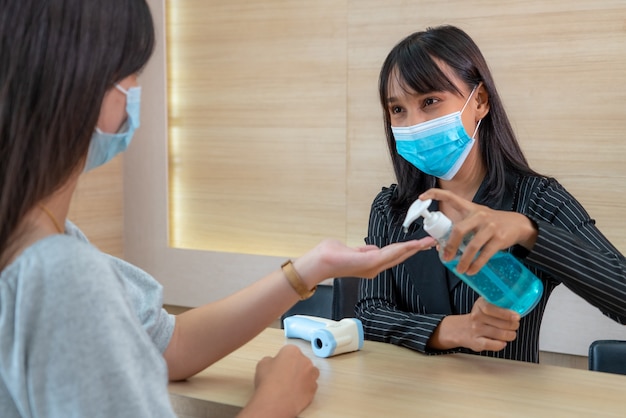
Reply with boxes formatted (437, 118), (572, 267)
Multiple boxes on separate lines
(281, 260), (316, 300)
(292, 255), (323, 292)
(239, 391), (296, 418)
(518, 215), (538, 250)
(428, 315), (460, 350)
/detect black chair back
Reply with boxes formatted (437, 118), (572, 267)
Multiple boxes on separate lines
(331, 277), (362, 320)
(279, 277), (363, 328)
(280, 284), (333, 328)
(588, 340), (626, 375)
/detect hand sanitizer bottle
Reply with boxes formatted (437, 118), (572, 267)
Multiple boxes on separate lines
(403, 198), (543, 316)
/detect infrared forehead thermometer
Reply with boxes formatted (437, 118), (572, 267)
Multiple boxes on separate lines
(283, 315), (364, 358)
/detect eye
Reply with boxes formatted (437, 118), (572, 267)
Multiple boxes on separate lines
(390, 105), (403, 114)
(422, 97), (439, 108)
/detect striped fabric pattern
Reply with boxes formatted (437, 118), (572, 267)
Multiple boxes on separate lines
(356, 175), (626, 363)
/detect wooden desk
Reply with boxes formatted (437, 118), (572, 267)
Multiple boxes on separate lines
(168, 328), (626, 417)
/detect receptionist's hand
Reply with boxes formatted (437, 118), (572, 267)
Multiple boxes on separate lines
(429, 297), (520, 353)
(419, 188), (538, 275)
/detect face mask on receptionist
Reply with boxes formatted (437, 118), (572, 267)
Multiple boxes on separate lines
(84, 84), (141, 172)
(392, 86), (480, 180)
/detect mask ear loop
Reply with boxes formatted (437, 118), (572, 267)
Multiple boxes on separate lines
(460, 84), (479, 114)
(94, 84), (130, 134)
(115, 84), (129, 95)
(471, 119), (482, 139)
(461, 83), (482, 139)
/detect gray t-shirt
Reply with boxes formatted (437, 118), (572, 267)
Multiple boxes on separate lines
(0, 221), (177, 417)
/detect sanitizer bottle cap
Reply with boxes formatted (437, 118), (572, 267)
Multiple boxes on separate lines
(402, 198), (452, 241)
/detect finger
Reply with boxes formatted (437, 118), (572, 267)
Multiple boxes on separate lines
(346, 238), (436, 279)
(254, 356), (272, 388)
(464, 242), (500, 275)
(419, 188), (472, 213)
(475, 316), (519, 339)
(355, 244), (384, 252)
(376, 238), (434, 261)
(380, 236), (436, 252)
(476, 298), (521, 324)
(374, 238), (436, 270)
(311, 365), (320, 381)
(470, 322), (517, 350)
(452, 227), (492, 274)
(439, 211), (484, 264)
(448, 210), (502, 272)
(488, 326), (518, 342)
(474, 337), (508, 352)
(402, 236), (437, 251)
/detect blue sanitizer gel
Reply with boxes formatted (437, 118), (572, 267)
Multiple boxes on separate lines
(402, 199), (543, 317)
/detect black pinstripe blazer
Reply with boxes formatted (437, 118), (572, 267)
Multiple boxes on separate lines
(356, 174), (626, 362)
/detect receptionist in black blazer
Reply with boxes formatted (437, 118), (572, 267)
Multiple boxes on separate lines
(356, 25), (626, 363)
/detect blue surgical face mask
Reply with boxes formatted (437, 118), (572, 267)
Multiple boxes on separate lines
(392, 86), (480, 181)
(84, 84), (141, 172)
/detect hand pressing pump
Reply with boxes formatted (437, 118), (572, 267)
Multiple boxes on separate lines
(402, 198), (543, 316)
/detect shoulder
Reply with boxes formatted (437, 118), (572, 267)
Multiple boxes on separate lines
(3, 235), (124, 308)
(371, 184), (397, 212)
(1, 235), (134, 351)
(369, 184), (402, 226)
(367, 184), (410, 241)
(64, 219), (91, 242)
(516, 174), (586, 217)
(517, 174), (574, 204)
(0, 238), (174, 417)
(518, 174), (561, 192)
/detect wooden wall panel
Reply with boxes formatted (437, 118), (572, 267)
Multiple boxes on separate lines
(167, 0), (348, 257)
(168, 1), (626, 256)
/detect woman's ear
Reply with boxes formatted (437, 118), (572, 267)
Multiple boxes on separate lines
(475, 83), (490, 120)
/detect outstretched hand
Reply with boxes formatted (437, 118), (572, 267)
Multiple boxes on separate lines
(419, 188), (538, 275)
(295, 236), (436, 287)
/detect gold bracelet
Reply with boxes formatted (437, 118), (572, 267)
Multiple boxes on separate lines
(281, 260), (316, 300)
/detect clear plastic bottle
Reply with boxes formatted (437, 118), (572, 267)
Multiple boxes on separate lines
(403, 198), (543, 316)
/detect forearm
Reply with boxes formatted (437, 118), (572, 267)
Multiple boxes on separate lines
(427, 315), (463, 351)
(515, 177), (626, 322)
(357, 269), (448, 354)
(522, 220), (626, 321)
(162, 237), (430, 380)
(358, 302), (448, 354)
(164, 266), (310, 381)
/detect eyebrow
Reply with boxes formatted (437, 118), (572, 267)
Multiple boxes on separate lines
(386, 92), (425, 104)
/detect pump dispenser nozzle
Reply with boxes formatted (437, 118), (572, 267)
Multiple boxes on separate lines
(402, 198), (452, 241)
(402, 199), (432, 233)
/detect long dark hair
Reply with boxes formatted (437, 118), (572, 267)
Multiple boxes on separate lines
(0, 0), (154, 266)
(379, 25), (537, 212)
